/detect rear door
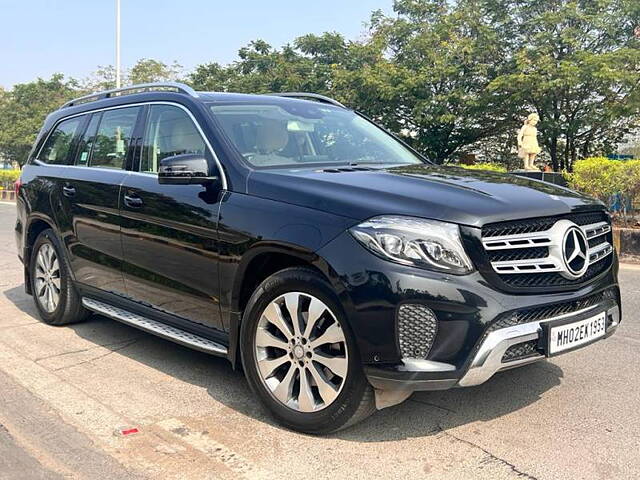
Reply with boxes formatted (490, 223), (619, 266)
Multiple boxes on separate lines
(119, 103), (225, 331)
(54, 106), (142, 296)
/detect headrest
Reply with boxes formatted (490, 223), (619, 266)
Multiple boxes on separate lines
(255, 122), (289, 153)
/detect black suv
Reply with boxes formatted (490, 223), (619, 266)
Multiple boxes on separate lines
(15, 82), (620, 433)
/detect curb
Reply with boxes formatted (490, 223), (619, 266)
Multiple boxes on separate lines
(613, 227), (640, 259)
(0, 191), (16, 202)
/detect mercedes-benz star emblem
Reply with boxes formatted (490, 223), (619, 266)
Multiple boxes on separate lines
(562, 226), (589, 278)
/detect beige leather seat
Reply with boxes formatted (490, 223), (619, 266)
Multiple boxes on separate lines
(167, 117), (204, 156)
(249, 122), (292, 166)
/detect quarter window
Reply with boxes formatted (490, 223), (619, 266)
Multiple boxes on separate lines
(140, 105), (206, 173)
(89, 107), (141, 169)
(38, 117), (83, 165)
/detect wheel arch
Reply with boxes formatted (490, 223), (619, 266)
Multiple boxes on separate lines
(23, 214), (59, 295)
(227, 242), (351, 369)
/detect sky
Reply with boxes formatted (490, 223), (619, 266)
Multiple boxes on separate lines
(0, 0), (394, 89)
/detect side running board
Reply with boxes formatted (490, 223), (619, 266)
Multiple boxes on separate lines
(82, 298), (228, 356)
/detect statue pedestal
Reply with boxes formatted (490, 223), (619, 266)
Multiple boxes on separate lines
(510, 170), (567, 187)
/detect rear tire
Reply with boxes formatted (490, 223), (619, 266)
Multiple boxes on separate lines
(29, 229), (89, 326)
(240, 267), (375, 434)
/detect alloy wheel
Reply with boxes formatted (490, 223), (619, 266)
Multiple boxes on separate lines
(34, 243), (61, 313)
(254, 292), (349, 412)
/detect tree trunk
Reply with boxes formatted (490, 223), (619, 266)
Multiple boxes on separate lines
(549, 137), (559, 172)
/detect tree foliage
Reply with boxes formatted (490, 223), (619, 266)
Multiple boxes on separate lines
(83, 58), (183, 91)
(488, 0), (640, 171)
(334, 0), (517, 163)
(188, 33), (348, 94)
(1, 0), (639, 169)
(0, 74), (77, 166)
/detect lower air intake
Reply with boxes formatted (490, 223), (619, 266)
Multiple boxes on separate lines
(502, 340), (540, 363)
(397, 304), (438, 359)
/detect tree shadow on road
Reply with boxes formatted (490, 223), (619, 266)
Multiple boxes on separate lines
(3, 285), (563, 443)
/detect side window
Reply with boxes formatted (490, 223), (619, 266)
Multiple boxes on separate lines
(140, 105), (206, 173)
(89, 107), (141, 169)
(75, 113), (101, 166)
(38, 117), (83, 165)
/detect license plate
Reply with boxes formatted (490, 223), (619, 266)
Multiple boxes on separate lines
(548, 312), (606, 355)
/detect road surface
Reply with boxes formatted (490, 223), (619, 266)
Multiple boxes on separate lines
(1, 201), (639, 480)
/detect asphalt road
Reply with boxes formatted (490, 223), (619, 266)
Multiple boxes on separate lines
(1, 201), (639, 480)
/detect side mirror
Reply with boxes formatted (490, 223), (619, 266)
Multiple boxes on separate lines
(158, 154), (217, 185)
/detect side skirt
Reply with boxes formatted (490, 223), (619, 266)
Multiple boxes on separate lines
(77, 285), (230, 359)
(82, 297), (228, 356)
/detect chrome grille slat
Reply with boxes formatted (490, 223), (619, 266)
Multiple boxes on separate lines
(589, 242), (613, 263)
(583, 221), (611, 240)
(483, 233), (552, 251)
(492, 257), (562, 274)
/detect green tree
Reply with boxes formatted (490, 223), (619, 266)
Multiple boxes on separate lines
(188, 34), (348, 94)
(128, 58), (182, 84)
(0, 75), (78, 166)
(83, 59), (182, 91)
(332, 0), (516, 163)
(488, 0), (640, 171)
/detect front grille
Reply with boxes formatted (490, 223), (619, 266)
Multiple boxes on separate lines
(479, 211), (613, 291)
(483, 211), (607, 238)
(502, 341), (540, 363)
(499, 262), (608, 288)
(488, 288), (616, 332)
(397, 304), (438, 359)
(488, 246), (548, 263)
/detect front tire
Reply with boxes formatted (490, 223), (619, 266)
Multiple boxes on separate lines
(240, 267), (375, 434)
(29, 229), (89, 326)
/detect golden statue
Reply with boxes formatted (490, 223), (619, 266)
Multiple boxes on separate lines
(517, 113), (541, 170)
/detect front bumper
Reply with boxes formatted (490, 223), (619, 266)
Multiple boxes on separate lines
(365, 299), (620, 392)
(458, 302), (619, 387)
(316, 231), (621, 393)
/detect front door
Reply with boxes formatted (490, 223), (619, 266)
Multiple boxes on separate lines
(119, 103), (224, 331)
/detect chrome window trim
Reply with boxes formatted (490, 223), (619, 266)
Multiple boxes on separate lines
(33, 101), (228, 190)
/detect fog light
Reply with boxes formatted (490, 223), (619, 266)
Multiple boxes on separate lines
(397, 304), (438, 359)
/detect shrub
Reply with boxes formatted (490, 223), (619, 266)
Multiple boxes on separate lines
(457, 162), (508, 173)
(0, 169), (20, 189)
(565, 157), (640, 224)
(564, 157), (622, 204)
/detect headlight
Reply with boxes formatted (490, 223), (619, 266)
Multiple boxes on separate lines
(349, 216), (474, 274)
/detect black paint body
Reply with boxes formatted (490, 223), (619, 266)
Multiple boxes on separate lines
(15, 91), (620, 385)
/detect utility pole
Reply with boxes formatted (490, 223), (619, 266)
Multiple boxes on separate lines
(115, 0), (121, 88)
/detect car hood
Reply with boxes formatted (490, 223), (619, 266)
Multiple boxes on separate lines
(247, 164), (604, 228)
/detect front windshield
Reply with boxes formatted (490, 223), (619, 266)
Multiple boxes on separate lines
(208, 101), (425, 168)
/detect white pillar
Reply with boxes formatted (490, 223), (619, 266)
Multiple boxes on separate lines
(115, 0), (121, 88)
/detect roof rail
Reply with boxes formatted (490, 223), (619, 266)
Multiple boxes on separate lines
(61, 82), (199, 108)
(266, 92), (346, 108)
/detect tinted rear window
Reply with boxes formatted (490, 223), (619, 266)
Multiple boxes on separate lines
(88, 107), (140, 170)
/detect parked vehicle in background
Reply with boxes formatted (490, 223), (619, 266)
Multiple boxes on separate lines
(15, 83), (621, 433)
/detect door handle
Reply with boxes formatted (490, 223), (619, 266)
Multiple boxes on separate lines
(62, 185), (76, 197)
(123, 194), (143, 208)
